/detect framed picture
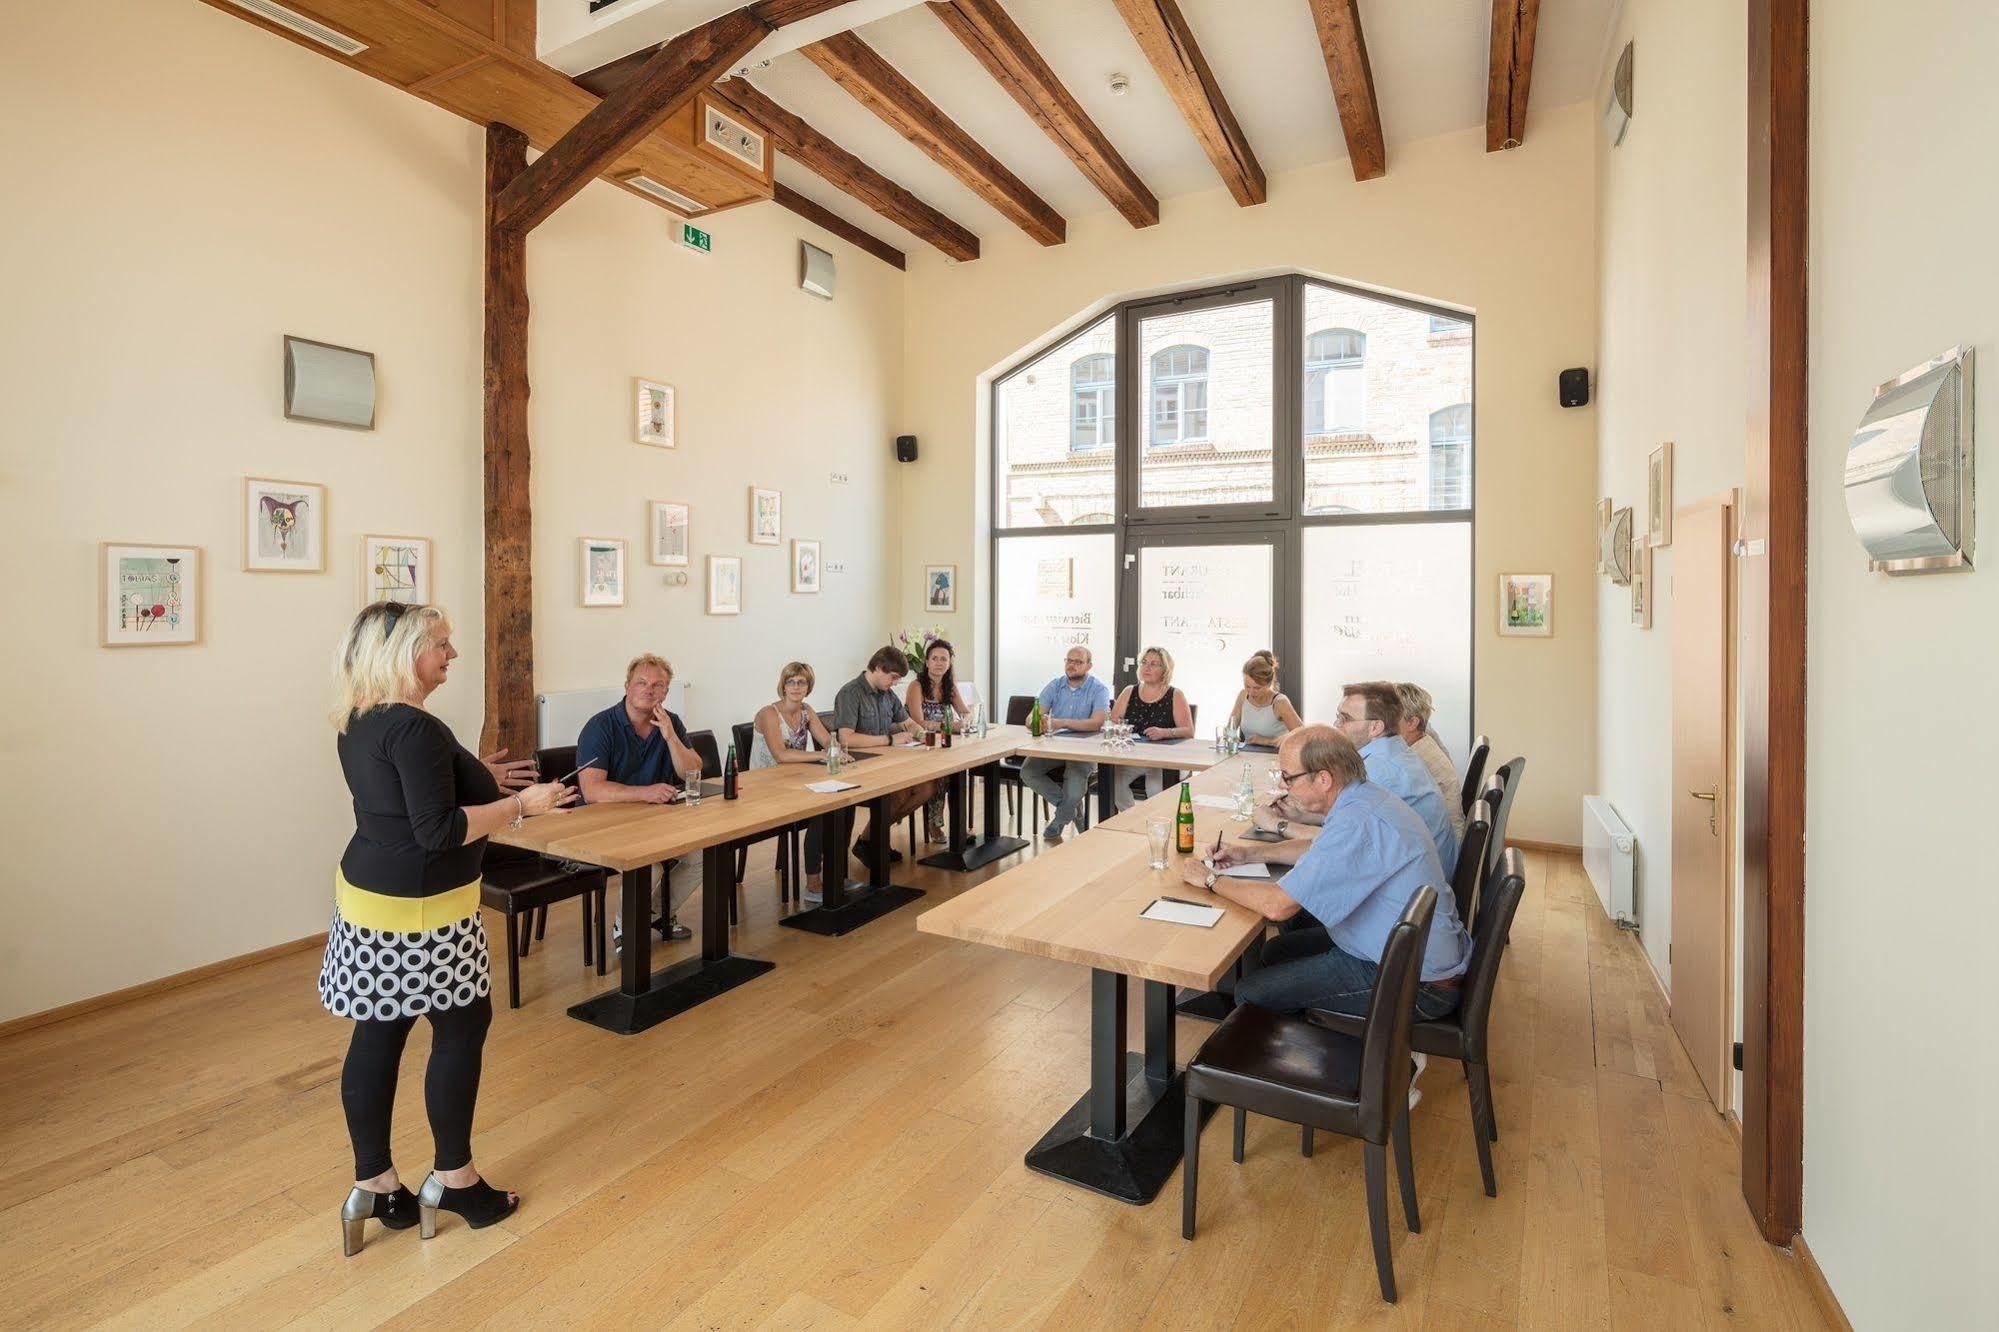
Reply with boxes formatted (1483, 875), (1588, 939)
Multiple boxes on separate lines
(1647, 441), (1675, 547)
(924, 563), (957, 613)
(1631, 545), (1653, 629)
(101, 543), (201, 647)
(1596, 498), (1613, 574)
(649, 501), (689, 567)
(707, 554), (742, 615)
(361, 534), (430, 605)
(791, 539), (820, 593)
(749, 487), (781, 545)
(635, 377), (675, 448)
(1497, 573), (1553, 637)
(243, 477), (325, 572)
(580, 537), (626, 607)
(1607, 506), (1636, 586)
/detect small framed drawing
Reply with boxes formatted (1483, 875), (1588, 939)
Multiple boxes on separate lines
(580, 537), (626, 607)
(1596, 499), (1613, 574)
(243, 477), (325, 572)
(649, 501), (689, 567)
(1630, 545), (1653, 629)
(792, 539), (820, 593)
(1646, 442), (1675, 547)
(924, 563), (957, 613)
(362, 534), (430, 605)
(101, 543), (201, 647)
(635, 377), (675, 448)
(1498, 573), (1553, 637)
(707, 554), (743, 615)
(749, 487), (781, 545)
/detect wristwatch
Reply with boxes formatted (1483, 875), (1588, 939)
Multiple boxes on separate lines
(1276, 818), (1290, 838)
(1204, 867), (1218, 890)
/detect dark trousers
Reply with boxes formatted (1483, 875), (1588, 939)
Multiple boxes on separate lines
(1234, 912), (1461, 1021)
(341, 996), (492, 1179)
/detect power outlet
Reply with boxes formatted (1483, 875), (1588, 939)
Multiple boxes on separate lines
(825, 561), (846, 575)
(830, 471), (850, 485)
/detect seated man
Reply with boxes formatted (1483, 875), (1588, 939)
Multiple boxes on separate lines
(1184, 725), (1471, 1028)
(1395, 682), (1467, 840)
(576, 653), (705, 942)
(1018, 644), (1111, 842)
(833, 646), (941, 863)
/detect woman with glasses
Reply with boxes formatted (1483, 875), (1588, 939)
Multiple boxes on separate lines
(326, 602), (575, 1256)
(750, 661), (835, 904)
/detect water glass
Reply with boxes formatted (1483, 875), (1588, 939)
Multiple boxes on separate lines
(681, 763), (703, 807)
(1146, 817), (1170, 871)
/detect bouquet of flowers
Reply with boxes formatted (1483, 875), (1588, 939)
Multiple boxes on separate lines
(893, 627), (950, 677)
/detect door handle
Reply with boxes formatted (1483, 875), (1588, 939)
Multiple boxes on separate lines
(1688, 790), (1716, 800)
(1689, 786), (1718, 837)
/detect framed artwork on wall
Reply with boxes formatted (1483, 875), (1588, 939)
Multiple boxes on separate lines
(707, 554), (742, 614)
(1596, 498), (1613, 573)
(1631, 545), (1653, 629)
(792, 539), (820, 593)
(1647, 441), (1675, 547)
(361, 534), (429, 605)
(649, 501), (689, 566)
(243, 477), (325, 572)
(101, 542), (201, 646)
(580, 537), (626, 607)
(924, 563), (957, 613)
(749, 487), (781, 545)
(1497, 572), (1553, 637)
(635, 378), (675, 448)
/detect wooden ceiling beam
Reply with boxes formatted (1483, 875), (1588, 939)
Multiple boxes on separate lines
(495, 7), (770, 234)
(927, 0), (1156, 227)
(1304, 0), (1384, 181)
(1109, 0), (1265, 206)
(801, 31), (1065, 245)
(774, 182), (907, 269)
(1486, 0), (1541, 151)
(750, 0), (859, 23)
(720, 77), (981, 261)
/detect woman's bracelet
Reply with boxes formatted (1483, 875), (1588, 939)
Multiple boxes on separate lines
(509, 794), (526, 828)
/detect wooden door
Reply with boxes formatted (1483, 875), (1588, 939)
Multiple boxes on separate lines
(1671, 496), (1735, 1110)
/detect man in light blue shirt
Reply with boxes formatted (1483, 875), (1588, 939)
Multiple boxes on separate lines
(1185, 725), (1472, 1021)
(1019, 645), (1112, 842)
(1334, 681), (1459, 874)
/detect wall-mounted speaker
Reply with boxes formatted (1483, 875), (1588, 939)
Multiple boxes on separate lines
(895, 435), (918, 463)
(1559, 367), (1592, 408)
(800, 241), (835, 300)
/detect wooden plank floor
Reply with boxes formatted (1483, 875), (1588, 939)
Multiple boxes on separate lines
(0, 836), (1829, 1329)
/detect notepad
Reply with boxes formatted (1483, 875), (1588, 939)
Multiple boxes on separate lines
(805, 779), (861, 794)
(1207, 861), (1272, 880)
(1141, 898), (1226, 928)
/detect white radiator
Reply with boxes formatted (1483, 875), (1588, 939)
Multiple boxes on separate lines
(1582, 795), (1637, 928)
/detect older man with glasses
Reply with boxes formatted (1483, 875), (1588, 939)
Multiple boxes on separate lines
(1018, 645), (1111, 842)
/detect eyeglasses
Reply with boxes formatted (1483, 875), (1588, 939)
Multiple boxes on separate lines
(1277, 769), (1314, 786)
(784, 677), (810, 687)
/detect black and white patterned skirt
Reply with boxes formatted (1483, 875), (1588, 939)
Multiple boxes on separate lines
(318, 910), (492, 1022)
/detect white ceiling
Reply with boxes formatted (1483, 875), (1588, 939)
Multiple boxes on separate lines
(753, 0), (1618, 259)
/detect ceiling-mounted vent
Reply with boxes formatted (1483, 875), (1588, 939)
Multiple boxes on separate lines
(617, 172), (708, 216)
(224, 0), (368, 55)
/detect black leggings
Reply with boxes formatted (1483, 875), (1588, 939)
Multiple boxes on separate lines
(341, 996), (492, 1179)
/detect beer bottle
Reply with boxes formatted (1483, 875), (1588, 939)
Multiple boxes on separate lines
(1028, 699), (1043, 737)
(1176, 781), (1195, 855)
(723, 744), (739, 800)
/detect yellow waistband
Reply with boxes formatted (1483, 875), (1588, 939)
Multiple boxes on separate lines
(335, 870), (481, 933)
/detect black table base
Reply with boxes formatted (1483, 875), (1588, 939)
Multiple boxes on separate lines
(780, 800), (924, 937)
(919, 762), (1027, 872)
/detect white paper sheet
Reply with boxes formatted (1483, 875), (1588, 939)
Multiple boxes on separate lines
(1140, 898), (1226, 928)
(1192, 795), (1238, 809)
(805, 780), (861, 794)
(1212, 861), (1271, 880)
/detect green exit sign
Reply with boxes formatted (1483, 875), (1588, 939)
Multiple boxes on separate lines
(676, 222), (713, 255)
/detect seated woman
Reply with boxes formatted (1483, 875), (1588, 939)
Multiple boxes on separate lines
(750, 661), (836, 905)
(1225, 650), (1302, 747)
(904, 638), (972, 842)
(1109, 645), (1195, 811)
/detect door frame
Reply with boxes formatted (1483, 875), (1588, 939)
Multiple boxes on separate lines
(1114, 523), (1295, 704)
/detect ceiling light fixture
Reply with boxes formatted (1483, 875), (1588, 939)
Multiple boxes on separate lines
(1108, 72), (1131, 96)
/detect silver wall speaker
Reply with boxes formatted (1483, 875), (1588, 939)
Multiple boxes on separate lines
(283, 334), (375, 430)
(800, 241), (835, 301)
(1604, 42), (1634, 147)
(1844, 345), (1974, 574)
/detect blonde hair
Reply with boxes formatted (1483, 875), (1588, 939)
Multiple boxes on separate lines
(333, 602), (451, 732)
(777, 661), (816, 697)
(1139, 645), (1175, 685)
(1394, 682), (1434, 730)
(626, 653), (674, 685)
(1243, 650), (1280, 688)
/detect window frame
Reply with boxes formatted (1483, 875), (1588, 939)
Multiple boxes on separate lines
(1069, 352), (1116, 453)
(1303, 326), (1367, 436)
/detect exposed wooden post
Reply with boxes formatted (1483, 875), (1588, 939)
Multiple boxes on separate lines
(1485, 0), (1541, 151)
(482, 122), (533, 757)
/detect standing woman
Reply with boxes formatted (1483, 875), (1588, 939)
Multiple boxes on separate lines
(903, 639), (971, 842)
(1108, 645), (1195, 810)
(326, 602), (575, 1256)
(750, 661), (835, 904)
(1226, 650), (1303, 747)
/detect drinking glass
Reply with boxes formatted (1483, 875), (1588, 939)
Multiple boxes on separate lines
(1146, 817), (1170, 871)
(681, 760), (703, 807)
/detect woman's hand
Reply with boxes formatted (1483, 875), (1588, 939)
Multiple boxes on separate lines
(1144, 726), (1172, 741)
(481, 748), (539, 792)
(516, 781), (578, 817)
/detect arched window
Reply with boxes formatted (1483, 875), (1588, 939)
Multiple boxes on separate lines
(1069, 353), (1115, 452)
(1428, 403), (1472, 509)
(1149, 344), (1209, 445)
(1304, 328), (1365, 434)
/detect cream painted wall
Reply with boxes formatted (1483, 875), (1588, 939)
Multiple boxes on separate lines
(898, 103), (1600, 845)
(0, 0), (901, 1023)
(1803, 3), (1996, 1325)
(1591, 0), (1747, 995)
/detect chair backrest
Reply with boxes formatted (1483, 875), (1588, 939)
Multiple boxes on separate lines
(1355, 885), (1437, 1143)
(1483, 756), (1525, 883)
(731, 721), (756, 767)
(536, 745), (577, 783)
(818, 709), (836, 732)
(1457, 850), (1528, 1062)
(1459, 734), (1491, 816)
(1006, 694), (1036, 726)
(1452, 800), (1494, 930)
(685, 729), (722, 779)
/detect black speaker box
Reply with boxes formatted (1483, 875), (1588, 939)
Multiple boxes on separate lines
(1559, 367), (1591, 408)
(895, 434), (918, 462)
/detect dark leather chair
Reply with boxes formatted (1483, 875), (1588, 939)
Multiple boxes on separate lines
(729, 718), (806, 906)
(994, 695), (1039, 834)
(1483, 757), (1525, 892)
(490, 742), (599, 959)
(1459, 733), (1492, 817)
(1313, 852), (1527, 1197)
(1183, 887), (1437, 1303)
(685, 729), (723, 780)
(478, 748), (611, 1009)
(1451, 799), (1494, 930)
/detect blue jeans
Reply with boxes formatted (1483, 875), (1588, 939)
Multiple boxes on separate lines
(1020, 758), (1091, 832)
(1234, 916), (1461, 1021)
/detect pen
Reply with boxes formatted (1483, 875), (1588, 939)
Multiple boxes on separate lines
(1159, 896), (1212, 908)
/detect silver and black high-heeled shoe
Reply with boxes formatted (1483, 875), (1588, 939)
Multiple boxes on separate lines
(417, 1172), (521, 1238)
(340, 1184), (419, 1256)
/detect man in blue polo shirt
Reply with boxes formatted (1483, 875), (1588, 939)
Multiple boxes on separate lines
(1018, 644), (1112, 843)
(576, 653), (705, 942)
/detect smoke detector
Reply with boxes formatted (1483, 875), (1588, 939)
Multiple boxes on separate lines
(1108, 72), (1132, 96)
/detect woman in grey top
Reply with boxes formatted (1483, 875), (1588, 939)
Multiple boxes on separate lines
(1226, 650), (1303, 746)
